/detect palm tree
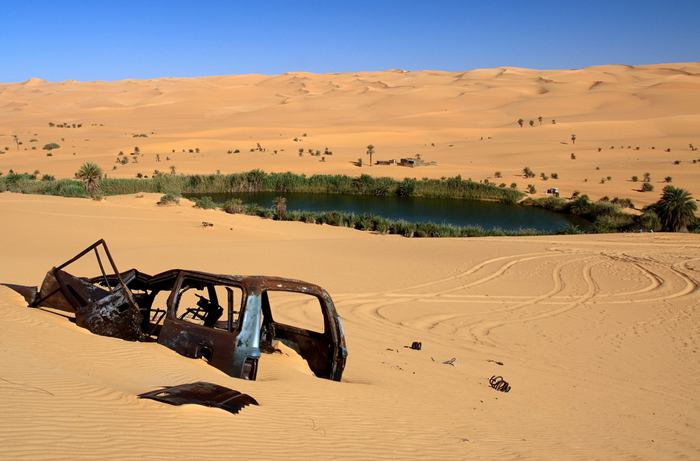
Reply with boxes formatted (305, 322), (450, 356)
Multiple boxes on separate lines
(571, 134), (576, 144)
(366, 144), (375, 167)
(517, 118), (524, 127)
(529, 120), (534, 127)
(75, 162), (103, 196)
(653, 186), (697, 232)
(538, 116), (543, 125)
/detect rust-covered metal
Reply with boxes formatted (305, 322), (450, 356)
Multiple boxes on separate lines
(2, 240), (347, 382)
(139, 381), (258, 414)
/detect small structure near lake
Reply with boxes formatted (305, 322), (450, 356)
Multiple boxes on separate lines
(398, 154), (435, 168)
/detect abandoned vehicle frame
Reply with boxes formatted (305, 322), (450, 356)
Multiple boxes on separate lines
(2, 239), (347, 381)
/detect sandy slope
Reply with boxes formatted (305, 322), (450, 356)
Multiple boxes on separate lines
(0, 193), (698, 460)
(1, 63), (699, 207)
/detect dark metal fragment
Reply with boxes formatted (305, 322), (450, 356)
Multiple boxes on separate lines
(138, 381), (258, 414)
(489, 375), (511, 392)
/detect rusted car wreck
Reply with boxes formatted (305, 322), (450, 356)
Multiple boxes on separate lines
(3, 240), (347, 381)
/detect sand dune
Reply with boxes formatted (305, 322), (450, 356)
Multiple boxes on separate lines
(0, 193), (699, 459)
(1, 62), (699, 206)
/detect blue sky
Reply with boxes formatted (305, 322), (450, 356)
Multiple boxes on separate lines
(2, 0), (698, 82)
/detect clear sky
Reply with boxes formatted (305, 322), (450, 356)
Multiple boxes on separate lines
(2, 0), (699, 82)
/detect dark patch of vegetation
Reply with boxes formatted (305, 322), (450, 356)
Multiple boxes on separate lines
(645, 186), (697, 232)
(0, 170), (520, 204)
(192, 196), (217, 209)
(222, 198), (245, 214)
(75, 162), (103, 197)
(157, 193), (180, 206)
(521, 192), (695, 234)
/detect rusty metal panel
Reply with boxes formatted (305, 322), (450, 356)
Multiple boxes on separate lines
(138, 381), (258, 414)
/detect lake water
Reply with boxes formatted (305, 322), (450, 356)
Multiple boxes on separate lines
(185, 192), (587, 232)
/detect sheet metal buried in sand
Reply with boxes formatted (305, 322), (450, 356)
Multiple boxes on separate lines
(138, 381), (258, 415)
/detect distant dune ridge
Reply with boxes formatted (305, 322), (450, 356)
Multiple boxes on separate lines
(1, 62), (699, 205)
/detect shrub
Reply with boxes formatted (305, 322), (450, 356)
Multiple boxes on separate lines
(631, 175), (638, 182)
(639, 210), (662, 231)
(551, 173), (558, 179)
(527, 184), (536, 194)
(522, 167), (535, 178)
(592, 213), (634, 233)
(389, 220), (415, 237)
(222, 198), (245, 214)
(558, 224), (583, 235)
(43, 143), (60, 151)
(664, 176), (672, 183)
(272, 196), (287, 220)
(396, 178), (416, 197)
(193, 196), (217, 209)
(157, 193), (180, 206)
(611, 197), (634, 208)
(641, 183), (654, 192)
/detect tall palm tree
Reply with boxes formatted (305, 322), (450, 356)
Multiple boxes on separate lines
(75, 162), (103, 196)
(366, 144), (375, 167)
(571, 134), (576, 144)
(653, 186), (697, 232)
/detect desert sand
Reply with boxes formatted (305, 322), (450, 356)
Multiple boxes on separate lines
(0, 192), (699, 460)
(1, 62), (700, 207)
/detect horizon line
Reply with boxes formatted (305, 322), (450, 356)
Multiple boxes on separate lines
(4, 60), (698, 85)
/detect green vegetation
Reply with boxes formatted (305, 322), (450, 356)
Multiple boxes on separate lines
(523, 195), (636, 233)
(192, 196), (217, 209)
(641, 182), (654, 192)
(522, 193), (697, 233)
(3, 170), (695, 236)
(522, 167), (535, 178)
(222, 198), (245, 214)
(43, 143), (60, 151)
(0, 170), (524, 204)
(646, 186), (697, 232)
(75, 162), (103, 196)
(157, 193), (180, 206)
(273, 196), (287, 220)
